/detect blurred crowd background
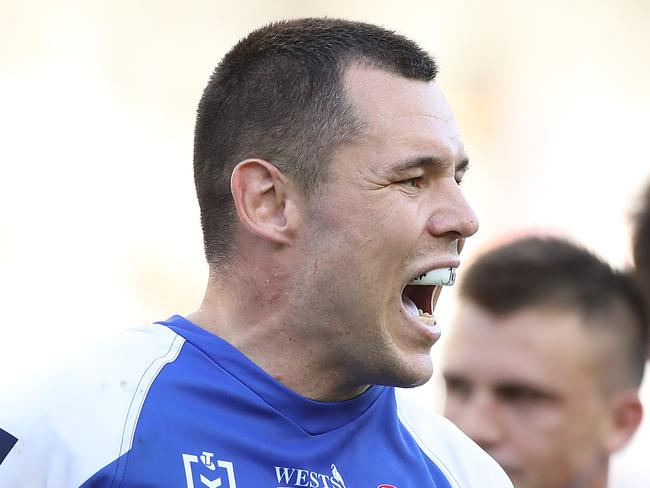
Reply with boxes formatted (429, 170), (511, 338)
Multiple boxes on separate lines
(1, 0), (649, 485)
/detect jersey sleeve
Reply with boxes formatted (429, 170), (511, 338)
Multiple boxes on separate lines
(395, 388), (514, 488)
(0, 323), (184, 488)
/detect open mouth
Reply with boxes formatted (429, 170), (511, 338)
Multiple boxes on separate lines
(402, 285), (437, 326)
(401, 268), (456, 326)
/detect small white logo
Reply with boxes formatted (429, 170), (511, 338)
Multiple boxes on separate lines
(331, 464), (347, 488)
(182, 451), (237, 488)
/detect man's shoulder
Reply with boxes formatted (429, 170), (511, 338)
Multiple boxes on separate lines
(394, 388), (513, 488)
(2, 322), (185, 408)
(0, 322), (185, 487)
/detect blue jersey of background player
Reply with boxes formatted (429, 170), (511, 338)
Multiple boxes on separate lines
(0, 18), (512, 487)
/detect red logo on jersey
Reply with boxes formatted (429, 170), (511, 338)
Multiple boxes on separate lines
(378, 485), (397, 488)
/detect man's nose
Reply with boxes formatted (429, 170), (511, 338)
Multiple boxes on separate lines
(426, 183), (479, 240)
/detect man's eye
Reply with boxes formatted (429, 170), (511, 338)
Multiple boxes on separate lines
(403, 177), (423, 188)
(444, 377), (472, 400)
(497, 386), (550, 406)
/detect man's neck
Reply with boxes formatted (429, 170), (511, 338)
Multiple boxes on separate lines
(187, 279), (369, 402)
(567, 454), (608, 488)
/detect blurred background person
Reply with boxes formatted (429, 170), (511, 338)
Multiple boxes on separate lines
(610, 181), (650, 485)
(633, 181), (650, 340)
(442, 236), (648, 488)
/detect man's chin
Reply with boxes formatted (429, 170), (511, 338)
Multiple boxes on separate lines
(383, 356), (433, 388)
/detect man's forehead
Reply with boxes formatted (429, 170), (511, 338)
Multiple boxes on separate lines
(446, 304), (602, 381)
(341, 65), (465, 160)
(342, 65), (454, 120)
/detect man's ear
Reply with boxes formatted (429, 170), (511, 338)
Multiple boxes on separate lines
(603, 390), (643, 453)
(230, 159), (300, 245)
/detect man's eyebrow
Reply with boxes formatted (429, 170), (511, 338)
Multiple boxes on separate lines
(442, 371), (468, 383)
(492, 382), (561, 402)
(393, 156), (470, 175)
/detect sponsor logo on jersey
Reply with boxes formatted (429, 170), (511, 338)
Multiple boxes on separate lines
(274, 463), (347, 488)
(182, 451), (237, 488)
(377, 484), (398, 488)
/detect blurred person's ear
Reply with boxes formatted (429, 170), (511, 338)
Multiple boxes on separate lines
(603, 390), (643, 453)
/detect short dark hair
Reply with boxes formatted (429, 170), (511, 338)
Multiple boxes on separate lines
(633, 182), (650, 322)
(193, 18), (438, 264)
(460, 236), (648, 390)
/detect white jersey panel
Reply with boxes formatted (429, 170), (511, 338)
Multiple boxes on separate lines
(395, 388), (514, 488)
(0, 323), (184, 488)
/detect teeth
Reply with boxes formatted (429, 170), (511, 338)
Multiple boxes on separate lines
(402, 296), (437, 325)
(416, 314), (436, 326)
(410, 267), (456, 286)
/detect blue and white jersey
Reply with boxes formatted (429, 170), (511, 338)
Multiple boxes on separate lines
(0, 316), (512, 487)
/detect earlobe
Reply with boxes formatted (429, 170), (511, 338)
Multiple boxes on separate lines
(230, 159), (298, 245)
(604, 390), (643, 453)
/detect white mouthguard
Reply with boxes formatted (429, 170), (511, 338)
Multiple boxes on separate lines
(409, 267), (456, 286)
